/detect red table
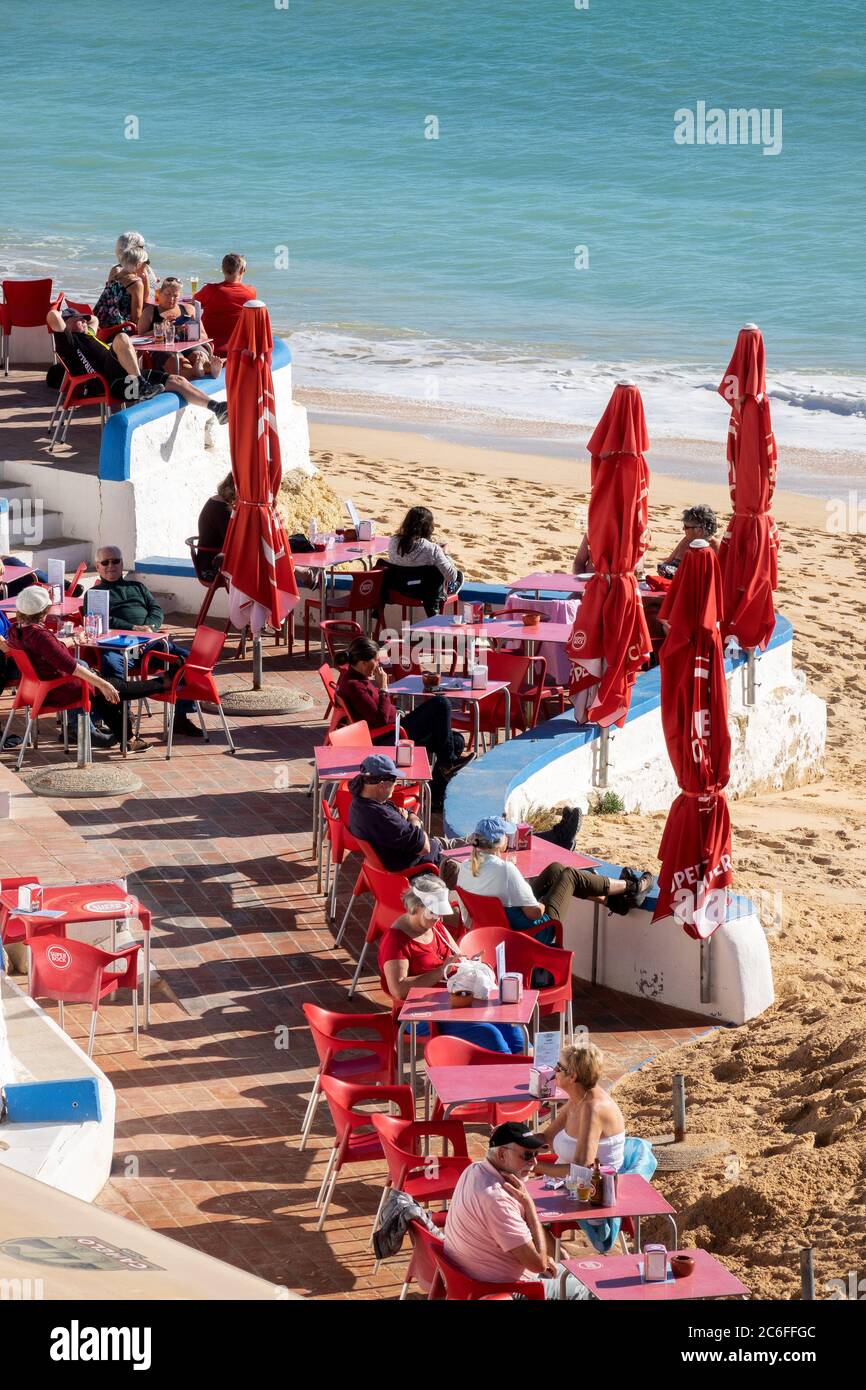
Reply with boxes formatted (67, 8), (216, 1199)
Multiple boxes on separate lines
(133, 333), (215, 373)
(426, 1062), (567, 1118)
(444, 838), (598, 877)
(387, 673), (512, 749)
(508, 571), (588, 595)
(398, 986), (539, 1094)
(303, 537), (390, 652)
(527, 1172), (676, 1253)
(563, 1248), (750, 1300)
(0, 884), (153, 1029)
(0, 561), (35, 594)
(410, 613), (573, 669)
(0, 595), (82, 618)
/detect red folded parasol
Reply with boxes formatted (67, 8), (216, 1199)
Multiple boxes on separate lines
(221, 300), (298, 635)
(653, 540), (732, 939)
(717, 324), (779, 651)
(565, 383), (652, 727)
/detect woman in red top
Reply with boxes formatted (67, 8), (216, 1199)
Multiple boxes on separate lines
(378, 875), (524, 1053)
(335, 637), (469, 805)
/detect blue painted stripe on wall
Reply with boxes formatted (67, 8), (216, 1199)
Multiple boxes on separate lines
(98, 338), (292, 483)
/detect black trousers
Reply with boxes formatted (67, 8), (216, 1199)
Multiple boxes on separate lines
(374, 693), (464, 769)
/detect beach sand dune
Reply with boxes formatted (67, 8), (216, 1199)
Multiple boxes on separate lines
(312, 419), (866, 1299)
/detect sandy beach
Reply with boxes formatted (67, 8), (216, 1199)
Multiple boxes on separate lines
(308, 407), (866, 1300)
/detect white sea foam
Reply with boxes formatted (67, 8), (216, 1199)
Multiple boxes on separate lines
(290, 329), (866, 455)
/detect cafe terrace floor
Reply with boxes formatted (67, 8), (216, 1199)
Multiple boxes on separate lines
(0, 632), (710, 1300)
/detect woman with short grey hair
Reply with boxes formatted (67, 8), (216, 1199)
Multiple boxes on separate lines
(95, 242), (151, 330)
(658, 504), (720, 574)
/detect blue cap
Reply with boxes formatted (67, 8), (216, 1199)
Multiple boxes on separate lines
(473, 816), (516, 842)
(360, 754), (399, 780)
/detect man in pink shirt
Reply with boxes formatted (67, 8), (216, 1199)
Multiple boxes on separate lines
(444, 1122), (592, 1299)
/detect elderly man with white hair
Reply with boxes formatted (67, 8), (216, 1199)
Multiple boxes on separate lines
(92, 545), (202, 741)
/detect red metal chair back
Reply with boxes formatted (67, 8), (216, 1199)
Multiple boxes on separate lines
(319, 1075), (414, 1147)
(2, 278), (54, 328)
(326, 718), (372, 748)
(342, 567), (385, 616)
(406, 1219), (445, 1299)
(371, 1111), (469, 1192)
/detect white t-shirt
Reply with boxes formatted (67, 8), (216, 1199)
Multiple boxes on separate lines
(456, 853), (538, 909)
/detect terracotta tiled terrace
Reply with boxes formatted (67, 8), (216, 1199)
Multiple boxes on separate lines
(0, 626), (712, 1299)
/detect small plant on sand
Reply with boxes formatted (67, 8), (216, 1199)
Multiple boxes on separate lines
(515, 800), (568, 833)
(588, 791), (626, 815)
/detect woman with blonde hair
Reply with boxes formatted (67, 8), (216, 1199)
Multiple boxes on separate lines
(94, 242), (150, 330)
(538, 1039), (626, 1172)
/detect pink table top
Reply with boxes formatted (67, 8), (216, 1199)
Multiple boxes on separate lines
(410, 614), (573, 644)
(0, 562), (35, 583)
(303, 538), (389, 569)
(388, 675), (510, 704)
(0, 883), (150, 929)
(444, 839), (598, 876)
(134, 335), (213, 353)
(314, 743), (432, 781)
(426, 1064), (567, 1107)
(564, 1248), (750, 1301)
(508, 572), (587, 593)
(0, 595), (82, 616)
(527, 1173), (674, 1226)
(399, 985), (538, 1027)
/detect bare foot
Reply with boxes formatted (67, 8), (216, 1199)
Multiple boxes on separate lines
(210, 356), (224, 379)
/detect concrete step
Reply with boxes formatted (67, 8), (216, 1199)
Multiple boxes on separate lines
(8, 537), (92, 570)
(0, 483), (36, 506)
(7, 509), (66, 547)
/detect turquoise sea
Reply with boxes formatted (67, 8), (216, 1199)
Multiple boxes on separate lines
(1, 0), (864, 450)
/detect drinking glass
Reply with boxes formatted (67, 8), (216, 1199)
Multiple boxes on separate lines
(153, 320), (165, 344)
(164, 319), (176, 346)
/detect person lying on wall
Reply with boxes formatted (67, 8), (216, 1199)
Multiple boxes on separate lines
(0, 586), (168, 752)
(46, 306), (229, 422)
(91, 546), (203, 741)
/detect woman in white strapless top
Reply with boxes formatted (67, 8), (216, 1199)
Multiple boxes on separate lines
(537, 1039), (626, 1173)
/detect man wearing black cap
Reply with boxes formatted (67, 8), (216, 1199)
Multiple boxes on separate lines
(46, 305), (229, 421)
(444, 1122), (592, 1299)
(348, 754), (460, 887)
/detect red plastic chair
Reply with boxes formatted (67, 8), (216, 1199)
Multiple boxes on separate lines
(455, 884), (563, 947)
(1, 278), (53, 375)
(334, 831), (437, 982)
(370, 1110), (472, 1244)
(315, 1076), (414, 1230)
(342, 858), (437, 999)
(320, 618), (362, 669)
(423, 1035), (536, 1127)
(48, 368), (112, 452)
(430, 1243), (545, 1300)
(185, 535), (229, 628)
(325, 723), (420, 812)
(299, 1003), (396, 1150)
(459, 926), (574, 1038)
(65, 562), (87, 597)
(304, 568), (385, 657)
(400, 1216), (447, 1299)
(0, 877), (42, 949)
(28, 934), (141, 1058)
(451, 650), (548, 749)
(138, 625), (235, 758)
(0, 645), (92, 770)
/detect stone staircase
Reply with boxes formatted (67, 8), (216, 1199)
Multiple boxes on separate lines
(0, 479), (91, 569)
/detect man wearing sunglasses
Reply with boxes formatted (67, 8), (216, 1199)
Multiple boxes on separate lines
(444, 1122), (592, 1299)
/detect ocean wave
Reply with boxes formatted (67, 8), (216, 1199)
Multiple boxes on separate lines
(291, 329), (866, 454)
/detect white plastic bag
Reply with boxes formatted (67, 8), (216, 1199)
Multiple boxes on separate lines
(444, 959), (497, 1000)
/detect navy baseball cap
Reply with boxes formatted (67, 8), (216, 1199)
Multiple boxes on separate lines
(473, 816), (516, 842)
(489, 1122), (546, 1151)
(61, 305), (91, 319)
(360, 754), (399, 780)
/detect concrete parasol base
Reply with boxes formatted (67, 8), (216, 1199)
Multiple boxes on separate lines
(217, 687), (312, 717)
(21, 764), (142, 799)
(649, 1134), (733, 1172)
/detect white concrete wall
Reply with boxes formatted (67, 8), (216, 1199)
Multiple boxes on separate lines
(506, 640), (826, 821)
(0, 976), (115, 1201)
(556, 896), (774, 1024)
(3, 352), (311, 565)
